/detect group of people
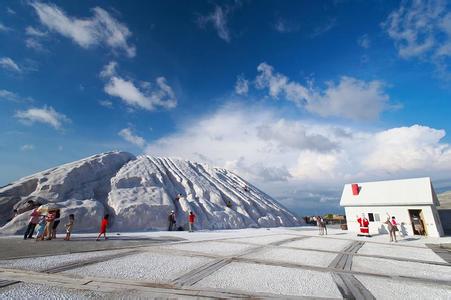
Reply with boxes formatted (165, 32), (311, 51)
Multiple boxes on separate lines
(22, 201), (75, 241)
(314, 216), (327, 235)
(168, 210), (197, 232)
(357, 214), (400, 242)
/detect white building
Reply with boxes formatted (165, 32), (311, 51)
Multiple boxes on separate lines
(340, 177), (444, 238)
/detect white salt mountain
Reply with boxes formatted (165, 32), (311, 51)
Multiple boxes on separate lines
(0, 151), (302, 234)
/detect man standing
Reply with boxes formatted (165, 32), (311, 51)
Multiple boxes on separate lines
(188, 211), (196, 232)
(168, 211), (176, 231)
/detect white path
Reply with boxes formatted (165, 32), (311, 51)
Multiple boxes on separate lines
(0, 226), (450, 299)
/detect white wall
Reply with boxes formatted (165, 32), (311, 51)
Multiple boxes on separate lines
(344, 205), (444, 238)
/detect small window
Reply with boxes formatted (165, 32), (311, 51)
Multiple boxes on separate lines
(374, 213), (380, 221)
(368, 213), (374, 222)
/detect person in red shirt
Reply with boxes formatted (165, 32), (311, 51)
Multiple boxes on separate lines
(96, 214), (109, 241)
(188, 211), (196, 232)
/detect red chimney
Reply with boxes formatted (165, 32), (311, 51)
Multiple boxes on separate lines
(352, 184), (359, 195)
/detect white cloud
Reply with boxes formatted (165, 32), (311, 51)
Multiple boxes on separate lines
(357, 34), (370, 48)
(118, 127), (146, 147)
(383, 0), (451, 78)
(99, 61), (117, 78)
(234, 75), (249, 95)
(15, 106), (70, 130)
(20, 144), (34, 151)
(197, 2), (242, 42)
(274, 18), (300, 33)
(146, 103), (451, 193)
(254, 62), (392, 120)
(0, 22), (11, 32)
(306, 76), (390, 120)
(0, 90), (34, 103)
(311, 18), (337, 38)
(0, 57), (21, 73)
(26, 26), (47, 37)
(99, 99), (113, 108)
(101, 62), (177, 111)
(30, 2), (135, 57)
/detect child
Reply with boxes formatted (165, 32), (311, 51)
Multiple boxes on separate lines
(35, 216), (46, 241)
(188, 211), (196, 232)
(96, 214), (109, 241)
(64, 214), (75, 241)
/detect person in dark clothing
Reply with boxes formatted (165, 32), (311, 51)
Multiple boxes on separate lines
(168, 211), (176, 231)
(24, 207), (40, 239)
(52, 209), (61, 239)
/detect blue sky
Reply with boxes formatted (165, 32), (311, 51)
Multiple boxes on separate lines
(1, 0), (451, 215)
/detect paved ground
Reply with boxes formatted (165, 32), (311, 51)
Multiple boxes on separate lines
(0, 227), (450, 299)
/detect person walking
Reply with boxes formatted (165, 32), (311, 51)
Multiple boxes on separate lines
(96, 214), (109, 241)
(24, 206), (40, 240)
(188, 211), (196, 232)
(64, 214), (75, 241)
(321, 217), (328, 235)
(168, 211), (176, 231)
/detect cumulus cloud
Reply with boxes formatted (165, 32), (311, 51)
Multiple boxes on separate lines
(254, 62), (392, 120)
(30, 2), (135, 57)
(0, 57), (21, 73)
(15, 106), (70, 130)
(118, 127), (146, 147)
(383, 0), (451, 78)
(234, 74), (249, 95)
(146, 103), (451, 192)
(101, 61), (177, 111)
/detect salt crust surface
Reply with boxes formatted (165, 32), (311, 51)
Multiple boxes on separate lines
(0, 249), (127, 272)
(282, 236), (352, 252)
(352, 256), (451, 281)
(356, 275), (451, 299)
(357, 242), (446, 262)
(243, 247), (336, 267)
(195, 262), (342, 298)
(63, 252), (213, 282)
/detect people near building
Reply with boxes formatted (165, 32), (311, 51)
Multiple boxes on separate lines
(96, 214), (109, 241)
(321, 217), (328, 235)
(384, 217), (396, 242)
(52, 209), (61, 239)
(188, 211), (196, 232)
(44, 210), (56, 240)
(23, 206), (40, 240)
(316, 216), (324, 235)
(168, 211), (176, 231)
(390, 216), (399, 241)
(357, 214), (370, 237)
(412, 215), (425, 235)
(35, 216), (46, 241)
(64, 214), (75, 241)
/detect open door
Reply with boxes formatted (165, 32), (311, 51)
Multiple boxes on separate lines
(409, 209), (427, 236)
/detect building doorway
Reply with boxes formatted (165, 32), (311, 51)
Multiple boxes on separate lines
(408, 209), (427, 236)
